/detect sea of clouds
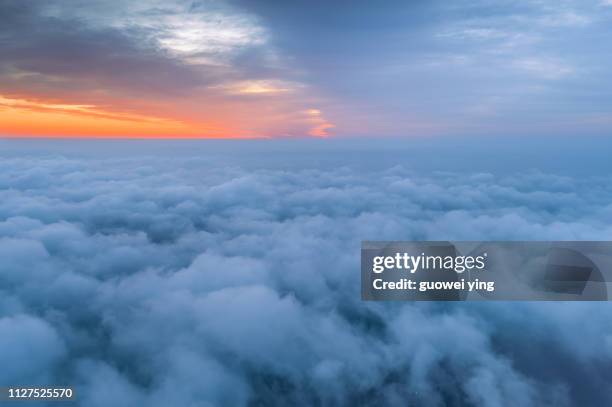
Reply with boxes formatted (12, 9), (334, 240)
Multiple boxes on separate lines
(1, 140), (612, 406)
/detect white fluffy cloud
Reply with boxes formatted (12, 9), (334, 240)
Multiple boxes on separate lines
(1, 144), (612, 406)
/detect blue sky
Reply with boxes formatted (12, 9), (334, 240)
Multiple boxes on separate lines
(234, 0), (612, 136)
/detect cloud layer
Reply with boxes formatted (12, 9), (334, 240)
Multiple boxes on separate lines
(1, 143), (612, 406)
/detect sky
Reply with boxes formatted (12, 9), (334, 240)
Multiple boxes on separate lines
(1, 0), (612, 138)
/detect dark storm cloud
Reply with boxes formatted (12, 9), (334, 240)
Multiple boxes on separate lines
(0, 0), (287, 106)
(1, 141), (612, 405)
(0, 1), (214, 99)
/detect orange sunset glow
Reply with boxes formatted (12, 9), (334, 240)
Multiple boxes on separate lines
(0, 94), (334, 138)
(0, 95), (228, 138)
